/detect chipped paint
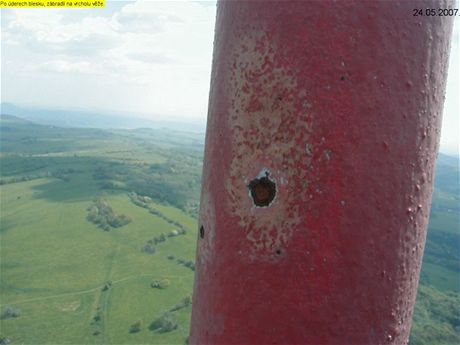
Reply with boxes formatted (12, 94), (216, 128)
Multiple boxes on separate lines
(223, 29), (313, 259)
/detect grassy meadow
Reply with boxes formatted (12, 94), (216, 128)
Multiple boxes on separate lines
(1, 176), (197, 344)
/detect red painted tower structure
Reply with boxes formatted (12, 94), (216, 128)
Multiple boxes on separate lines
(190, 1), (454, 344)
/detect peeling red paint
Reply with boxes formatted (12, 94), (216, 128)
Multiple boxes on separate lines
(190, 1), (454, 344)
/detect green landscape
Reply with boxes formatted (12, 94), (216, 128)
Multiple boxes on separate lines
(0, 113), (458, 344)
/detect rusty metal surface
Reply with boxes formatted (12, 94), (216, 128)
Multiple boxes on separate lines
(190, 1), (454, 344)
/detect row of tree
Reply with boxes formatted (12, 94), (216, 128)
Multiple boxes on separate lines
(142, 228), (188, 255)
(129, 297), (192, 334)
(129, 192), (190, 232)
(175, 257), (196, 271)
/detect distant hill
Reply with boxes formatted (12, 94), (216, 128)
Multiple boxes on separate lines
(1, 103), (206, 133)
(0, 114), (34, 125)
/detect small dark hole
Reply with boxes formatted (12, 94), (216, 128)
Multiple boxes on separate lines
(275, 249), (282, 255)
(199, 226), (204, 239)
(248, 175), (276, 207)
(277, 96), (283, 101)
(340, 75), (347, 81)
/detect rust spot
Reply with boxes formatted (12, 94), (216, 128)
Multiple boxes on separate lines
(200, 225), (205, 239)
(248, 173), (276, 207)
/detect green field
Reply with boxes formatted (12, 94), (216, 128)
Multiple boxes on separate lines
(0, 114), (458, 344)
(0, 176), (197, 344)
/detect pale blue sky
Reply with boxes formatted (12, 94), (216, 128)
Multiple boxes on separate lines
(441, 15), (459, 156)
(1, 1), (458, 155)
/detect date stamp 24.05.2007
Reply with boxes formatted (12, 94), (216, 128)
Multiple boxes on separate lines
(413, 8), (459, 16)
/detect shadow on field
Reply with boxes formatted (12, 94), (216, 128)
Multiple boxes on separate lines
(31, 174), (123, 203)
(0, 219), (15, 234)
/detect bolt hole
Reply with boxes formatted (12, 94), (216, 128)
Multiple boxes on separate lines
(199, 226), (204, 239)
(340, 75), (347, 81)
(275, 249), (282, 256)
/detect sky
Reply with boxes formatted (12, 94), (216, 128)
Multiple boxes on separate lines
(0, 1), (459, 156)
(1, 1), (217, 120)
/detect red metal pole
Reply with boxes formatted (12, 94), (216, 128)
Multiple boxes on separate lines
(190, 1), (454, 344)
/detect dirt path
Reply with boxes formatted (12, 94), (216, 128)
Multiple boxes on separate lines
(0, 272), (184, 307)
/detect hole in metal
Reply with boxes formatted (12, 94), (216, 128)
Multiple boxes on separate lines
(199, 225), (204, 239)
(248, 174), (276, 207)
